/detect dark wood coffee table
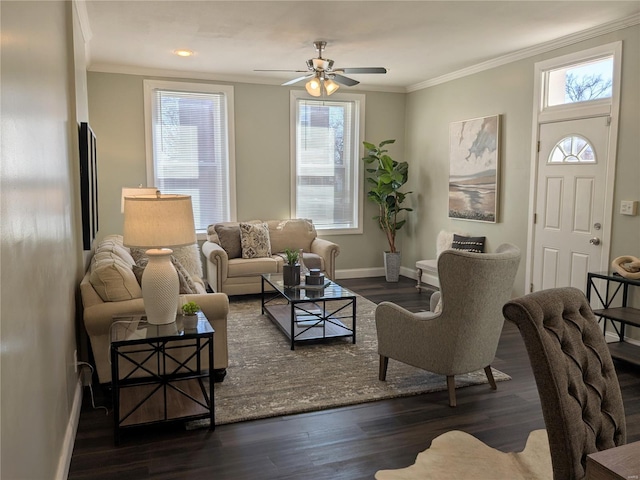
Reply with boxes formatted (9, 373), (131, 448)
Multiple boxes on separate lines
(261, 274), (357, 350)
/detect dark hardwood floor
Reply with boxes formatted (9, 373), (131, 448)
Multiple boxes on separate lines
(69, 277), (640, 479)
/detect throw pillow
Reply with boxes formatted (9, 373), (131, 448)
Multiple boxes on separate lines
(90, 256), (142, 302)
(451, 234), (486, 253)
(131, 253), (197, 294)
(172, 244), (203, 279)
(172, 256), (198, 294)
(240, 222), (271, 259)
(214, 224), (242, 259)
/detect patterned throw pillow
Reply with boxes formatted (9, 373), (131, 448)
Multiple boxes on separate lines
(240, 222), (271, 259)
(451, 234), (486, 253)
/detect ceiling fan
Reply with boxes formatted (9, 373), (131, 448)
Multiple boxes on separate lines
(255, 41), (387, 97)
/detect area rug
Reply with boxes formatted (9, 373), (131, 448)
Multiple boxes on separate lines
(374, 429), (552, 480)
(195, 295), (511, 426)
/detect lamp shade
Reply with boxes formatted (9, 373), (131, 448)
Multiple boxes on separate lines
(305, 76), (322, 97)
(120, 187), (159, 213)
(123, 194), (196, 249)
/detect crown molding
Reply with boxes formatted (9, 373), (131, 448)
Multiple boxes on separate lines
(87, 63), (406, 93)
(407, 13), (640, 92)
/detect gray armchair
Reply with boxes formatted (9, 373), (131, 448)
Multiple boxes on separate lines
(503, 287), (626, 480)
(376, 243), (521, 407)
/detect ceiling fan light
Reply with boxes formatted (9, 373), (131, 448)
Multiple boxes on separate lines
(305, 77), (322, 97)
(324, 78), (339, 95)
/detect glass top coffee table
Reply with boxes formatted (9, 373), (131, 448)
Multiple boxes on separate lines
(261, 274), (357, 350)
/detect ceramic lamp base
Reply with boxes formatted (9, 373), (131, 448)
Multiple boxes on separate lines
(141, 248), (179, 325)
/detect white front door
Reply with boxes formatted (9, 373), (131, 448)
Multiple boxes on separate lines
(532, 116), (611, 292)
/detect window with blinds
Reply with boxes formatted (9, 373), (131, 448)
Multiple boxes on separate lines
(143, 80), (236, 232)
(291, 92), (365, 233)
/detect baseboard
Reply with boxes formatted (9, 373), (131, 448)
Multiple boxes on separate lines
(335, 266), (434, 284)
(605, 331), (640, 346)
(56, 377), (83, 480)
(335, 267), (386, 279)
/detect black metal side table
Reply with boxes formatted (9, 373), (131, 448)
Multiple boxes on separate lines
(110, 312), (215, 445)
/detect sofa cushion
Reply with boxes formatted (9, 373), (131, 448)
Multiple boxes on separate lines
(90, 255), (142, 302)
(228, 257), (279, 277)
(215, 224), (242, 259)
(267, 219), (316, 254)
(240, 222), (271, 258)
(451, 234), (486, 253)
(96, 242), (136, 266)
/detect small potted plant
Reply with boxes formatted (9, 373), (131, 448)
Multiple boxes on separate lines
(282, 248), (301, 287)
(181, 301), (200, 329)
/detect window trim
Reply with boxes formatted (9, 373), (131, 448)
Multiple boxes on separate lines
(289, 90), (365, 235)
(142, 79), (237, 236)
(536, 42), (621, 123)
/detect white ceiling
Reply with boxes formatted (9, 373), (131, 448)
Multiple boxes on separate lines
(83, 1), (640, 92)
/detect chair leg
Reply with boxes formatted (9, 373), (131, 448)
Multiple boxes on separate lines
(447, 375), (456, 407)
(379, 356), (389, 381)
(484, 365), (497, 390)
(416, 268), (423, 291)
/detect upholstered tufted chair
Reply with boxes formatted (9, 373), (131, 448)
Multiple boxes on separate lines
(376, 243), (521, 407)
(503, 287), (626, 480)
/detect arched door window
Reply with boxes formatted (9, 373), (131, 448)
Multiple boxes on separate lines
(548, 135), (596, 163)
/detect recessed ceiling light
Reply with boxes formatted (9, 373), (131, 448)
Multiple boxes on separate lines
(173, 49), (194, 57)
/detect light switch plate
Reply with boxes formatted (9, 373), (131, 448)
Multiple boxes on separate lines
(620, 200), (638, 216)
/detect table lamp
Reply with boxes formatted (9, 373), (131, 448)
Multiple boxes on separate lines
(123, 193), (196, 325)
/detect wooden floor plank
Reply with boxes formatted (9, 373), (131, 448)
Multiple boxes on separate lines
(69, 276), (640, 479)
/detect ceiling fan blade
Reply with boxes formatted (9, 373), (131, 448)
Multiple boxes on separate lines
(282, 74), (314, 86)
(332, 74), (359, 87)
(254, 69), (308, 73)
(335, 67), (387, 74)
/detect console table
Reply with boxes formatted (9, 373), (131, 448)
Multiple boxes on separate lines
(110, 312), (215, 444)
(587, 271), (640, 366)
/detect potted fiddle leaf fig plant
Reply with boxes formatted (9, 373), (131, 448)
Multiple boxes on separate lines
(362, 139), (413, 282)
(282, 248), (301, 287)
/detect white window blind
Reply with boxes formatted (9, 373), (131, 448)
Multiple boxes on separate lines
(291, 92), (364, 233)
(144, 81), (235, 232)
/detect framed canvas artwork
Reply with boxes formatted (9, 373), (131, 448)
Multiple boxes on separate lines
(448, 114), (500, 223)
(79, 122), (98, 250)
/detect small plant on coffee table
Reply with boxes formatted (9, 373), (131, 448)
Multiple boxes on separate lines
(284, 248), (299, 265)
(182, 301), (201, 316)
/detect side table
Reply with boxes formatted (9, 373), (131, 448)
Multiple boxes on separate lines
(110, 311), (215, 444)
(586, 441), (640, 480)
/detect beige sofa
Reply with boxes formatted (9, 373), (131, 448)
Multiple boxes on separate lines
(202, 219), (340, 295)
(80, 234), (229, 384)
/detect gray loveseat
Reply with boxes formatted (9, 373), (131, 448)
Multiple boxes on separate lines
(202, 219), (340, 296)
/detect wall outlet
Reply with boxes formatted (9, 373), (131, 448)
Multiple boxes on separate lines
(73, 350), (78, 373)
(620, 200), (638, 216)
(79, 364), (93, 387)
